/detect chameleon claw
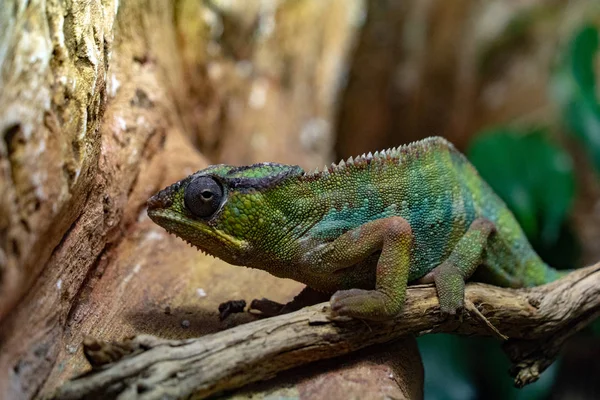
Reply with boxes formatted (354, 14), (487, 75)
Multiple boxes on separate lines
(218, 299), (247, 321)
(248, 298), (285, 318)
(464, 299), (508, 341)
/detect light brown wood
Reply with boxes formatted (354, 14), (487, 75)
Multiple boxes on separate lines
(51, 263), (600, 400)
(0, 1), (362, 398)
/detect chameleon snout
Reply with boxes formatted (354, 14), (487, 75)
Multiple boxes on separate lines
(147, 187), (174, 211)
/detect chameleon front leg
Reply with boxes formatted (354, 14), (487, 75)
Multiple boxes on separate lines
(419, 218), (496, 315)
(317, 217), (414, 321)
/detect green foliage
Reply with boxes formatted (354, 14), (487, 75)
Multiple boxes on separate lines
(418, 335), (557, 400)
(552, 25), (600, 174)
(418, 335), (476, 400)
(421, 22), (600, 400)
(591, 318), (600, 336)
(467, 130), (575, 246)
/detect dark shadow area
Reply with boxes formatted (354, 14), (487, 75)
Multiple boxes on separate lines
(125, 304), (257, 339)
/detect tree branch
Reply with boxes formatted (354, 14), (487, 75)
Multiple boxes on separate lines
(51, 263), (600, 400)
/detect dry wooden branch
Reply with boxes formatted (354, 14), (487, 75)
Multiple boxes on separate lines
(51, 263), (600, 400)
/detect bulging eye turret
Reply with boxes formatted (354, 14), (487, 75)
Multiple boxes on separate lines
(184, 176), (224, 218)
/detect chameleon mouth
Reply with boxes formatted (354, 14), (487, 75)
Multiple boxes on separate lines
(146, 208), (188, 228)
(146, 208), (250, 256)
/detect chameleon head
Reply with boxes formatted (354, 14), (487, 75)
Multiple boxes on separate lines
(146, 163), (303, 265)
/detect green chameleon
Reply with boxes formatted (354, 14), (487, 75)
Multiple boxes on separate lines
(147, 137), (562, 321)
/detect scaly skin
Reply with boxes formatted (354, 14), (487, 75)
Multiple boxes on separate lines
(147, 137), (561, 321)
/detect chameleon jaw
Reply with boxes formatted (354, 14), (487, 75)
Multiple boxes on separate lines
(147, 208), (250, 261)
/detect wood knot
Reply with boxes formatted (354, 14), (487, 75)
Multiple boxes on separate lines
(527, 297), (541, 309)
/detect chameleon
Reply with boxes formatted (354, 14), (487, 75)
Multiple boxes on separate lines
(147, 136), (563, 321)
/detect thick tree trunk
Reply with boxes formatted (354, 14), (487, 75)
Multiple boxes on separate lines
(2, 1), (423, 400)
(0, 0), (112, 323)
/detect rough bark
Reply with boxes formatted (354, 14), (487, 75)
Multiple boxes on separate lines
(0, 0), (114, 322)
(1, 1), (398, 400)
(0, 1), (183, 397)
(50, 264), (600, 400)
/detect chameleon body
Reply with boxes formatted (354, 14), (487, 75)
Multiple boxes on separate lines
(147, 137), (561, 320)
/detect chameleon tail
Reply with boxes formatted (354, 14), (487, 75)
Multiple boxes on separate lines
(543, 264), (573, 283)
(522, 257), (572, 286)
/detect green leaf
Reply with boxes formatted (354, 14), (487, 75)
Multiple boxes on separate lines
(418, 335), (557, 400)
(467, 130), (575, 245)
(418, 335), (476, 400)
(591, 318), (600, 336)
(468, 337), (557, 400)
(552, 25), (600, 173)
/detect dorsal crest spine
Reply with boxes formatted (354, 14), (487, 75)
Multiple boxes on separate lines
(300, 136), (453, 180)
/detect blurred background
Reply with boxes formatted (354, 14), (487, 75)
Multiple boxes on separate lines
(1, 1), (599, 399)
(185, 1), (600, 398)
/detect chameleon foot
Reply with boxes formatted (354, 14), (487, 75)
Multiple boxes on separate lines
(250, 287), (332, 318)
(248, 298), (286, 317)
(218, 299), (247, 320)
(431, 261), (466, 317)
(439, 297), (464, 317)
(330, 289), (399, 321)
(427, 218), (496, 317)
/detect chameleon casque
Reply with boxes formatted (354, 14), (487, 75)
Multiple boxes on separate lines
(147, 137), (562, 321)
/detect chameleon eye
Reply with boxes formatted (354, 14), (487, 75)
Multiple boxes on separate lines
(184, 176), (223, 218)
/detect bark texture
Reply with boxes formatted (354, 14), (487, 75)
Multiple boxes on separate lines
(0, 0), (114, 323)
(51, 264), (600, 400)
(1, 1), (390, 399)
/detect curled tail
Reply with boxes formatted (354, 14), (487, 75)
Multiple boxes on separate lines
(542, 264), (572, 284)
(517, 256), (572, 287)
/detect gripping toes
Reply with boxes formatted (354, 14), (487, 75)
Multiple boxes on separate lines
(433, 263), (466, 316)
(431, 218), (495, 317)
(330, 289), (401, 321)
(314, 217), (413, 321)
